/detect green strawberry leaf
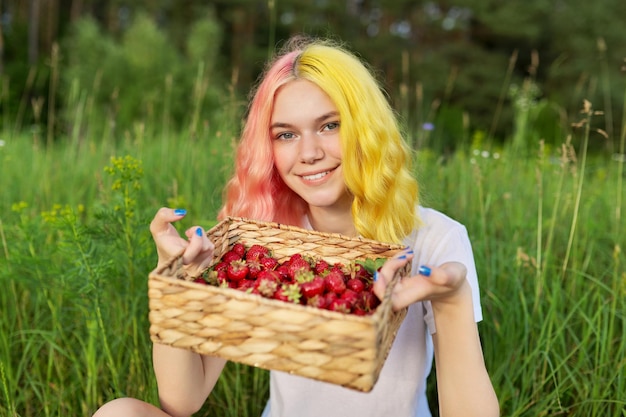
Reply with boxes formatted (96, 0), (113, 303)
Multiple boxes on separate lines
(356, 257), (387, 274)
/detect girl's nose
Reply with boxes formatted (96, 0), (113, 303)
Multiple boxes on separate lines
(298, 134), (324, 164)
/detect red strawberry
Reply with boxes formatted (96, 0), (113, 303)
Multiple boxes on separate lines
(260, 256), (279, 271)
(237, 279), (256, 293)
(273, 283), (301, 304)
(360, 291), (381, 312)
(216, 270), (228, 286)
(193, 277), (207, 285)
(294, 269), (315, 284)
(213, 261), (228, 272)
(276, 264), (291, 282)
(324, 292), (338, 307)
(346, 277), (365, 293)
(340, 289), (359, 308)
(328, 298), (351, 314)
(246, 244), (270, 262)
(325, 269), (346, 294)
(222, 250), (242, 264)
(352, 306), (368, 316)
(227, 260), (249, 282)
(246, 259), (263, 279)
(306, 294), (327, 309)
(232, 243), (246, 258)
(255, 270), (280, 297)
(300, 276), (325, 299)
(313, 259), (330, 275)
(288, 256), (311, 279)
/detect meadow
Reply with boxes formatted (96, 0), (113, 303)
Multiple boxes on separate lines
(1, 92), (625, 417)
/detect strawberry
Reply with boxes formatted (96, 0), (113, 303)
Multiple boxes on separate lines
(232, 243), (246, 258)
(255, 270), (280, 297)
(273, 283), (301, 304)
(306, 294), (327, 309)
(246, 259), (263, 279)
(222, 250), (242, 264)
(227, 260), (249, 282)
(276, 264), (291, 282)
(237, 279), (257, 293)
(246, 244), (270, 262)
(324, 292), (338, 307)
(260, 255), (279, 271)
(213, 261), (229, 272)
(294, 269), (315, 284)
(328, 298), (351, 314)
(287, 256), (312, 279)
(360, 291), (381, 313)
(300, 276), (325, 299)
(325, 269), (346, 294)
(313, 259), (330, 275)
(352, 306), (368, 316)
(346, 277), (365, 293)
(340, 289), (359, 308)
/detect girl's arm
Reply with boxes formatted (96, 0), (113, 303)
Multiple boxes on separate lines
(373, 257), (499, 417)
(153, 345), (227, 417)
(429, 265), (499, 417)
(149, 208), (226, 416)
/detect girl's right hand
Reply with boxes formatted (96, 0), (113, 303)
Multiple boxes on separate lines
(149, 207), (215, 277)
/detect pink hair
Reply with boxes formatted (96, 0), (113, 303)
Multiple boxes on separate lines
(218, 50), (307, 226)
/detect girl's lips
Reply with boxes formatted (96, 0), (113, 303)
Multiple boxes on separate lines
(301, 170), (331, 181)
(299, 166), (338, 182)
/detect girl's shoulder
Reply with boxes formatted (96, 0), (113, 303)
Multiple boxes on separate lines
(417, 206), (467, 234)
(403, 206), (471, 254)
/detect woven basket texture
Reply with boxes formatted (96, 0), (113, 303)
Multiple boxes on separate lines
(149, 217), (408, 392)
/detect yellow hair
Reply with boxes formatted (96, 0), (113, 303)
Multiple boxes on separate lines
(295, 42), (420, 243)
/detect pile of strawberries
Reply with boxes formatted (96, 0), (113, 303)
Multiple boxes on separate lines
(196, 243), (382, 316)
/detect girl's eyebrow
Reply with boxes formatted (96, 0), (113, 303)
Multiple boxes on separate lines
(270, 111), (340, 130)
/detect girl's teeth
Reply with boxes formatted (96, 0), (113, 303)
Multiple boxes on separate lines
(303, 171), (329, 181)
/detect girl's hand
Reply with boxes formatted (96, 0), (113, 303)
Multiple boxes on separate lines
(372, 249), (469, 310)
(149, 207), (215, 277)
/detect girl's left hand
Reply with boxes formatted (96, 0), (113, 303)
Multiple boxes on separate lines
(372, 249), (469, 310)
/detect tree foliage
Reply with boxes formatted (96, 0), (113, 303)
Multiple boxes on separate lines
(0, 0), (624, 148)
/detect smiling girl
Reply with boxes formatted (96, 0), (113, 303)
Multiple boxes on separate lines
(93, 36), (499, 417)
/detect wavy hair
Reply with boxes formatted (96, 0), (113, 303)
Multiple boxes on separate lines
(218, 37), (419, 244)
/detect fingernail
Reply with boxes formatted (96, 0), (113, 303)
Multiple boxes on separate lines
(174, 209), (187, 216)
(195, 227), (203, 237)
(418, 265), (431, 277)
(398, 255), (407, 260)
(373, 271), (379, 282)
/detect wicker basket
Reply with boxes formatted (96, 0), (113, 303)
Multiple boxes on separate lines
(148, 217), (408, 392)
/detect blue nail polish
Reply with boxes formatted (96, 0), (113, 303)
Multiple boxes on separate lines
(373, 271), (379, 282)
(174, 209), (187, 216)
(418, 265), (431, 277)
(196, 227), (203, 237)
(398, 255), (407, 260)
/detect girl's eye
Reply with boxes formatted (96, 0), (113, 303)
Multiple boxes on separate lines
(323, 121), (340, 131)
(276, 132), (295, 140)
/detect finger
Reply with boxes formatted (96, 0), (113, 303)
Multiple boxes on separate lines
(389, 262), (468, 309)
(372, 249), (413, 300)
(182, 226), (215, 265)
(149, 207), (187, 237)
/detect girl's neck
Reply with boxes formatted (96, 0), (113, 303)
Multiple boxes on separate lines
(307, 206), (358, 237)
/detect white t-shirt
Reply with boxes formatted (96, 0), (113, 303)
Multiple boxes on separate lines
(261, 207), (483, 417)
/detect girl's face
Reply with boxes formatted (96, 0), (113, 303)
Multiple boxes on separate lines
(270, 79), (352, 213)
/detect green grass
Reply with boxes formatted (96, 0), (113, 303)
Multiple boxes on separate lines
(1, 108), (625, 416)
